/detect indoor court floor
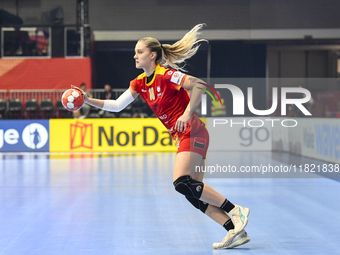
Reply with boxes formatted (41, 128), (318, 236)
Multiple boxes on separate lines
(0, 151), (339, 255)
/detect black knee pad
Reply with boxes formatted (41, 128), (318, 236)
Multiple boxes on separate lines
(173, 175), (204, 199)
(185, 196), (209, 213)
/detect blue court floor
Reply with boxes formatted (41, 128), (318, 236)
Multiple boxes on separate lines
(0, 151), (339, 255)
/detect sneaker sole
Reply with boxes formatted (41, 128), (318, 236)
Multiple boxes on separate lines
(213, 235), (250, 249)
(228, 236), (250, 249)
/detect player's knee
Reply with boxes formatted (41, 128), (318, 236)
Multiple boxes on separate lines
(173, 175), (204, 199)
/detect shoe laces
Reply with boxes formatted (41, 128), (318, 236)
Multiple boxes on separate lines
(231, 206), (242, 223)
(232, 215), (240, 224)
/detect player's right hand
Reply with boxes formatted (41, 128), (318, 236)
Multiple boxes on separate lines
(71, 85), (88, 102)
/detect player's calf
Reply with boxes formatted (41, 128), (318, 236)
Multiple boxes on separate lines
(185, 196), (209, 213)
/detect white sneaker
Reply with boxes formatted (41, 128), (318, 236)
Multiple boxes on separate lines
(229, 204), (250, 234)
(213, 229), (250, 249)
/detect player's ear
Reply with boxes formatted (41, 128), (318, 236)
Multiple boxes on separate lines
(150, 52), (156, 60)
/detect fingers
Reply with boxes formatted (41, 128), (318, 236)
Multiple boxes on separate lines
(174, 121), (179, 133)
(71, 85), (80, 91)
(71, 85), (85, 96)
(175, 120), (188, 133)
(178, 122), (183, 133)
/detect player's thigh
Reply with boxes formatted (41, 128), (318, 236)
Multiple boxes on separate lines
(173, 151), (203, 182)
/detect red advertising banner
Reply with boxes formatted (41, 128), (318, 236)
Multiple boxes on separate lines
(0, 58), (91, 90)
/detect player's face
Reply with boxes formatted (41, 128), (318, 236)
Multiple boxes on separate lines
(134, 41), (155, 69)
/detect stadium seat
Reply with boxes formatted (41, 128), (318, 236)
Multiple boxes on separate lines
(139, 112), (148, 118)
(119, 112), (132, 118)
(8, 99), (23, 119)
(102, 111), (116, 118)
(89, 106), (101, 114)
(40, 98), (54, 119)
(0, 99), (6, 119)
(25, 98), (39, 119)
(87, 112), (100, 118)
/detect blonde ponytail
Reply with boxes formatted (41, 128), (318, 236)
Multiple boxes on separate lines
(139, 24), (207, 72)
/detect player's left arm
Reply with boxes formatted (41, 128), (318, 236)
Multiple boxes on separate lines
(174, 75), (206, 133)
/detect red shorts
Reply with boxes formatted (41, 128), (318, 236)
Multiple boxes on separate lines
(177, 127), (209, 159)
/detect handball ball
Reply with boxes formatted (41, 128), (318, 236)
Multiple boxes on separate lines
(61, 88), (84, 111)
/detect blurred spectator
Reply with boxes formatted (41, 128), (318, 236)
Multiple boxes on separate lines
(102, 84), (115, 100)
(74, 83), (92, 119)
(99, 84), (115, 117)
(132, 112), (142, 118)
(211, 91), (227, 117)
(80, 83), (92, 98)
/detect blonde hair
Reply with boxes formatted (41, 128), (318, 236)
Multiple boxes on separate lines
(138, 24), (207, 72)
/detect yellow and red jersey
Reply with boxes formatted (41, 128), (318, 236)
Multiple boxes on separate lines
(130, 64), (205, 145)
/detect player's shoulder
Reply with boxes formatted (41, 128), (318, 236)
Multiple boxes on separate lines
(159, 66), (185, 81)
(164, 69), (187, 86)
(136, 72), (146, 81)
(154, 65), (170, 78)
(130, 72), (145, 92)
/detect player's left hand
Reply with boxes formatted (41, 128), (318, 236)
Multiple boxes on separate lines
(175, 113), (191, 133)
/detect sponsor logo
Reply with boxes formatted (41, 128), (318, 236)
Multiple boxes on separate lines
(0, 122), (49, 151)
(196, 186), (202, 192)
(22, 123), (48, 149)
(315, 124), (340, 158)
(70, 122), (93, 149)
(157, 86), (161, 92)
(50, 119), (178, 152)
(170, 71), (185, 85)
(98, 126), (173, 147)
(159, 114), (167, 120)
(0, 129), (20, 149)
(141, 89), (147, 92)
(167, 70), (173, 76)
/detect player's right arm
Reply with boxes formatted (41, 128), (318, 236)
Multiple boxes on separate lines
(73, 85), (138, 112)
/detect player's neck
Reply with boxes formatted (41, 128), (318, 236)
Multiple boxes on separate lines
(144, 63), (157, 77)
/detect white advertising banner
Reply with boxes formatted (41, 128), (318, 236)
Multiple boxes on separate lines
(207, 117), (272, 151)
(299, 118), (340, 164)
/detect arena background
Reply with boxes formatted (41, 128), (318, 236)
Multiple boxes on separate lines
(0, 1), (339, 254)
